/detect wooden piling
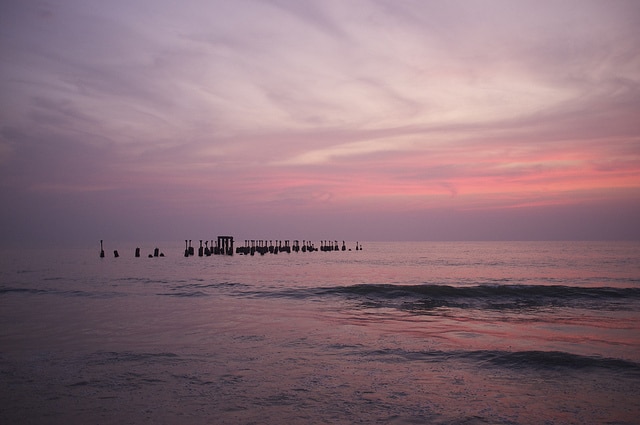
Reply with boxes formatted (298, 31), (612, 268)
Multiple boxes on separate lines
(216, 236), (234, 256)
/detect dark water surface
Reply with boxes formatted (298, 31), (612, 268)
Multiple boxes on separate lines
(1, 241), (639, 424)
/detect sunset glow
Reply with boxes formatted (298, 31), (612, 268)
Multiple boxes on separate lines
(1, 0), (639, 244)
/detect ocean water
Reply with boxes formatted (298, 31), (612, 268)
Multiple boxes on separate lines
(1, 241), (639, 424)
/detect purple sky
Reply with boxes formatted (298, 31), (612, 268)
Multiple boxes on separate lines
(1, 0), (639, 246)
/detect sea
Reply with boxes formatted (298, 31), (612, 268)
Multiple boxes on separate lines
(1, 241), (639, 424)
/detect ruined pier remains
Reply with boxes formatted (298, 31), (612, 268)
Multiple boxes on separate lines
(101, 237), (360, 258)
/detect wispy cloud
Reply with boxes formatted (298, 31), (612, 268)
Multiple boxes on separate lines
(1, 0), (639, 242)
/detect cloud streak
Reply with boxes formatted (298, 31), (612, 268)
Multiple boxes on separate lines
(1, 0), (639, 243)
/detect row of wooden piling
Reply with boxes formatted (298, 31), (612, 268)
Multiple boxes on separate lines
(235, 239), (362, 255)
(184, 237), (234, 257)
(100, 240), (165, 258)
(100, 238), (362, 258)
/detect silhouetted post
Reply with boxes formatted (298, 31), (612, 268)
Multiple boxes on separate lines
(154, 247), (160, 257)
(100, 240), (105, 258)
(237, 240), (249, 255)
(184, 240), (189, 257)
(198, 240), (203, 257)
(135, 247), (140, 257)
(342, 241), (346, 251)
(216, 236), (234, 256)
(189, 240), (194, 256)
(113, 250), (119, 258)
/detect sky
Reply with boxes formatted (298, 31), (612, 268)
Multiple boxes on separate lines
(1, 0), (639, 245)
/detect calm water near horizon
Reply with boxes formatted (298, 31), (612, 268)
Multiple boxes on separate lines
(1, 241), (639, 424)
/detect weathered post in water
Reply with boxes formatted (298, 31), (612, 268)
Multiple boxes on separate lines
(216, 236), (234, 256)
(135, 247), (140, 257)
(100, 240), (105, 258)
(113, 250), (119, 258)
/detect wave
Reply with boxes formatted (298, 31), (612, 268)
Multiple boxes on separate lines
(157, 291), (209, 297)
(319, 283), (640, 299)
(0, 287), (48, 295)
(259, 284), (640, 311)
(360, 348), (640, 374)
(1, 281), (247, 299)
(157, 281), (248, 297)
(0, 286), (127, 299)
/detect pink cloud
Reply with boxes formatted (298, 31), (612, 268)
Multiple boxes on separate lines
(1, 0), (639, 244)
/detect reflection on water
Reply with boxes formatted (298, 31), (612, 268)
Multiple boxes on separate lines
(1, 241), (639, 424)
